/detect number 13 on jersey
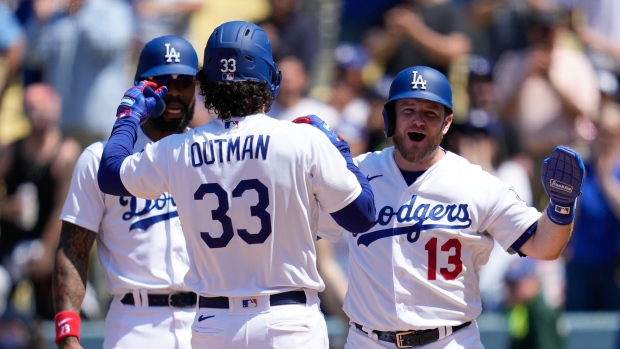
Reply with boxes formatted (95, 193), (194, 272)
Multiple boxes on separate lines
(424, 237), (462, 281)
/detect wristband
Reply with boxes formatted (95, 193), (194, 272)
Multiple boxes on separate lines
(546, 200), (576, 226)
(54, 311), (81, 344)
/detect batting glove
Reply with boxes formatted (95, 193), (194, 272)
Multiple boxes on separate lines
(116, 81), (168, 124)
(292, 115), (350, 154)
(541, 145), (585, 225)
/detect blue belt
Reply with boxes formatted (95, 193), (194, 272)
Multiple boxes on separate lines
(198, 290), (307, 308)
(121, 291), (197, 308)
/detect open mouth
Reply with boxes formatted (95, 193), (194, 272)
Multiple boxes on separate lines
(164, 102), (185, 117)
(408, 132), (426, 142)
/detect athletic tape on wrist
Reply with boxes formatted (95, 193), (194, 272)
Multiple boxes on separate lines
(546, 200), (576, 226)
(54, 311), (80, 344)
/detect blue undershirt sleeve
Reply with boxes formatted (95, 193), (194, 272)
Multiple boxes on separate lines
(97, 117), (139, 197)
(329, 152), (375, 234)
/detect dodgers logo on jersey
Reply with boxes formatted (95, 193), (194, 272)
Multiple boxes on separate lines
(119, 193), (179, 231)
(354, 194), (472, 247)
(243, 299), (258, 308)
(411, 70), (427, 90)
(164, 43), (181, 63)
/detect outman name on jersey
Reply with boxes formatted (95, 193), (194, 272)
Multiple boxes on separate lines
(189, 134), (270, 166)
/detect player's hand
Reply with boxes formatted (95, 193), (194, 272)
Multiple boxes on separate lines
(541, 145), (585, 225)
(292, 115), (350, 153)
(116, 81), (168, 124)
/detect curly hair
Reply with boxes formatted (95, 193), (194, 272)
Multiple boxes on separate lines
(196, 69), (274, 121)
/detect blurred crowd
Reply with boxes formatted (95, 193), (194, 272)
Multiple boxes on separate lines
(0, 0), (619, 348)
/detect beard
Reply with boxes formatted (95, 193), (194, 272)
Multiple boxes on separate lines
(151, 99), (195, 133)
(393, 126), (444, 164)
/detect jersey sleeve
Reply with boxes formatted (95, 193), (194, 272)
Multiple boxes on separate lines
(479, 182), (542, 252)
(119, 139), (171, 200)
(318, 209), (345, 243)
(59, 145), (105, 233)
(306, 128), (362, 213)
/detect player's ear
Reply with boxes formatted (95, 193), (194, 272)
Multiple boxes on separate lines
(442, 111), (453, 135)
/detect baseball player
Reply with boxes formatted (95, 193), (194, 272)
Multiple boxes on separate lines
(53, 36), (199, 349)
(318, 66), (585, 349)
(96, 21), (376, 349)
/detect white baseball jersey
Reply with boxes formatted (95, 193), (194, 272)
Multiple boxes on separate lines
(320, 148), (541, 331)
(117, 113), (362, 297)
(60, 126), (191, 294)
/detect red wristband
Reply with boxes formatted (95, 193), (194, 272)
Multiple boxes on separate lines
(54, 311), (81, 344)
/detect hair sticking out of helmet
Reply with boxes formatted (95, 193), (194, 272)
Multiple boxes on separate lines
(202, 21), (282, 98)
(382, 66), (453, 137)
(134, 36), (199, 85)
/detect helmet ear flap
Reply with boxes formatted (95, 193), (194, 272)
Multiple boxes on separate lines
(271, 67), (282, 99)
(382, 101), (395, 137)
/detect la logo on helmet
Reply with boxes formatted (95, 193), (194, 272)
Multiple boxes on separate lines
(165, 43), (181, 63)
(411, 71), (427, 90)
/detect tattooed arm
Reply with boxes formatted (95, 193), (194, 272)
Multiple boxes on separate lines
(53, 221), (96, 349)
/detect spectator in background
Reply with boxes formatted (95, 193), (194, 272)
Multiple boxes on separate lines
(0, 2), (25, 107)
(23, 0), (134, 147)
(363, 76), (393, 153)
(464, 54), (527, 167)
(564, 71), (620, 311)
(567, 0), (620, 83)
(0, 83), (81, 322)
(380, 0), (471, 77)
(455, 109), (531, 313)
(338, 0), (400, 43)
(494, 8), (599, 205)
(268, 55), (340, 126)
(504, 258), (566, 349)
(463, 0), (558, 61)
(256, 0), (320, 74)
(130, 0), (202, 60)
(328, 43), (372, 156)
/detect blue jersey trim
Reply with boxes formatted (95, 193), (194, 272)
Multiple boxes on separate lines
(508, 221), (538, 257)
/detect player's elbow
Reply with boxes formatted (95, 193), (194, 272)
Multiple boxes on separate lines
(330, 201), (376, 234)
(97, 159), (131, 197)
(343, 215), (375, 234)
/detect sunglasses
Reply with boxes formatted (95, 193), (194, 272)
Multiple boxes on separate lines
(145, 74), (195, 89)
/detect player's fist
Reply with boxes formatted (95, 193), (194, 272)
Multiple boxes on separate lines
(293, 115), (350, 153)
(541, 145), (585, 225)
(116, 81), (168, 124)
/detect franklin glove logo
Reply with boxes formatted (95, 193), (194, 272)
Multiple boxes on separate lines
(550, 179), (573, 193)
(120, 96), (135, 106)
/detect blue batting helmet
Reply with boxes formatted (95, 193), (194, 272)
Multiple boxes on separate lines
(134, 36), (199, 84)
(202, 21), (282, 98)
(382, 66), (453, 137)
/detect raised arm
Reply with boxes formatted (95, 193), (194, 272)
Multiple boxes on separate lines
(519, 146), (585, 260)
(293, 115), (376, 233)
(98, 81), (167, 196)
